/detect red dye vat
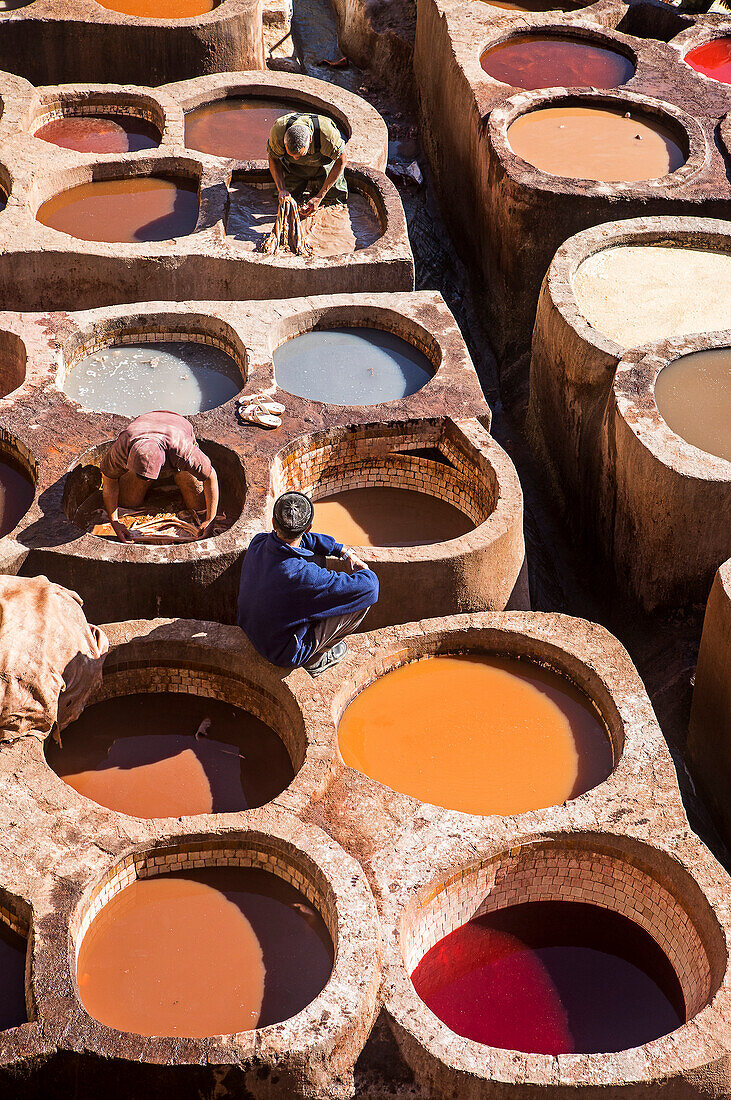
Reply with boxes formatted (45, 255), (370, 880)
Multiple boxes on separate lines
(685, 38), (731, 85)
(412, 900), (685, 1054)
(0, 922), (26, 1030)
(481, 35), (635, 90)
(36, 115), (160, 154)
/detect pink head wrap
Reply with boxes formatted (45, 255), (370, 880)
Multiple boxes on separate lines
(127, 439), (165, 480)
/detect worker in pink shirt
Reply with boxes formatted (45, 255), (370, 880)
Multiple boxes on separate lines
(100, 411), (219, 544)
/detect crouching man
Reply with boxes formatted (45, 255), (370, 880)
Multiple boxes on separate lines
(237, 491), (378, 677)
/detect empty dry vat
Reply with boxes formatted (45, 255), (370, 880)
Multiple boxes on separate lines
(0, 0), (265, 87)
(388, 833), (731, 1097)
(528, 216), (731, 602)
(270, 418), (526, 628)
(688, 559), (731, 851)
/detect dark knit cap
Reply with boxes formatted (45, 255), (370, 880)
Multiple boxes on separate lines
(273, 491), (314, 536)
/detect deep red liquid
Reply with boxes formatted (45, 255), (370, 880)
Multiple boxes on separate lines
(0, 922), (26, 1031)
(36, 116), (160, 154)
(685, 38), (731, 85)
(412, 901), (685, 1054)
(46, 692), (294, 817)
(481, 36), (635, 89)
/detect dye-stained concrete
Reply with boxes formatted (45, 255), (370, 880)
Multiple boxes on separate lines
(0, 612), (728, 1097)
(688, 560), (731, 852)
(413, 0), (731, 371)
(528, 215), (731, 610)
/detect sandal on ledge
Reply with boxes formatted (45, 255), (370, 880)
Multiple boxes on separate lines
(238, 402), (281, 429)
(248, 393), (285, 415)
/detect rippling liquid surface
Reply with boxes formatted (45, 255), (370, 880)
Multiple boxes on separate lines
(412, 900), (685, 1053)
(338, 655), (613, 815)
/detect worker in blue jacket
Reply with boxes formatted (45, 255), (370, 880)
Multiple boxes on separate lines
(237, 491), (379, 677)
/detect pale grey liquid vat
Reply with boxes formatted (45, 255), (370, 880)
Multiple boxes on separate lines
(273, 328), (433, 406)
(654, 347), (731, 463)
(64, 342), (242, 416)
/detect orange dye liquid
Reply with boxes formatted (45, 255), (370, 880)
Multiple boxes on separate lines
(77, 868), (333, 1037)
(37, 177), (199, 243)
(312, 488), (473, 547)
(507, 106), (686, 181)
(94, 0), (214, 17)
(338, 655), (613, 815)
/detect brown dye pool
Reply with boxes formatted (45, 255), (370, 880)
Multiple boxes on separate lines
(338, 655), (613, 815)
(507, 106), (686, 180)
(226, 182), (380, 255)
(481, 36), (635, 89)
(94, 0), (215, 16)
(76, 867), (333, 1037)
(185, 97), (317, 160)
(313, 487), (473, 547)
(411, 900), (685, 1053)
(654, 347), (731, 463)
(37, 177), (199, 243)
(46, 693), (294, 818)
(0, 458), (33, 537)
(35, 116), (160, 153)
(0, 922), (27, 1031)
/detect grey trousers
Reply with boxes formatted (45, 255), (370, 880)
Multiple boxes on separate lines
(304, 607), (370, 667)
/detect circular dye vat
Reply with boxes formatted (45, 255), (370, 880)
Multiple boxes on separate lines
(273, 328), (433, 406)
(93, 0), (215, 16)
(411, 900), (685, 1054)
(185, 97), (312, 161)
(338, 655), (613, 815)
(573, 245), (731, 347)
(0, 457), (33, 538)
(77, 866), (334, 1037)
(654, 347), (731, 463)
(507, 106), (686, 181)
(37, 177), (199, 243)
(63, 340), (241, 416)
(686, 38), (731, 85)
(313, 488), (473, 547)
(481, 36), (634, 90)
(46, 692), (294, 818)
(0, 922), (26, 1031)
(35, 115), (160, 154)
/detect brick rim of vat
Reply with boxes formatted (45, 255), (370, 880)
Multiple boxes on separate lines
(25, 88), (167, 145)
(270, 417), (522, 565)
(476, 21), (640, 92)
(36, 628), (331, 822)
(164, 71), (391, 169)
(314, 611), (687, 824)
(613, 329), (731, 482)
(489, 88), (707, 194)
(478, 22), (639, 84)
(386, 830), (731, 1089)
(542, 215), (731, 364)
(30, 154), (206, 243)
(60, 819), (381, 1068)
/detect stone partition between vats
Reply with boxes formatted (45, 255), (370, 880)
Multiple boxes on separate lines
(528, 215), (731, 610)
(413, 0), (731, 375)
(0, 69), (411, 309)
(688, 559), (731, 852)
(0, 611), (728, 1097)
(0, 291), (522, 626)
(0, 0), (265, 86)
